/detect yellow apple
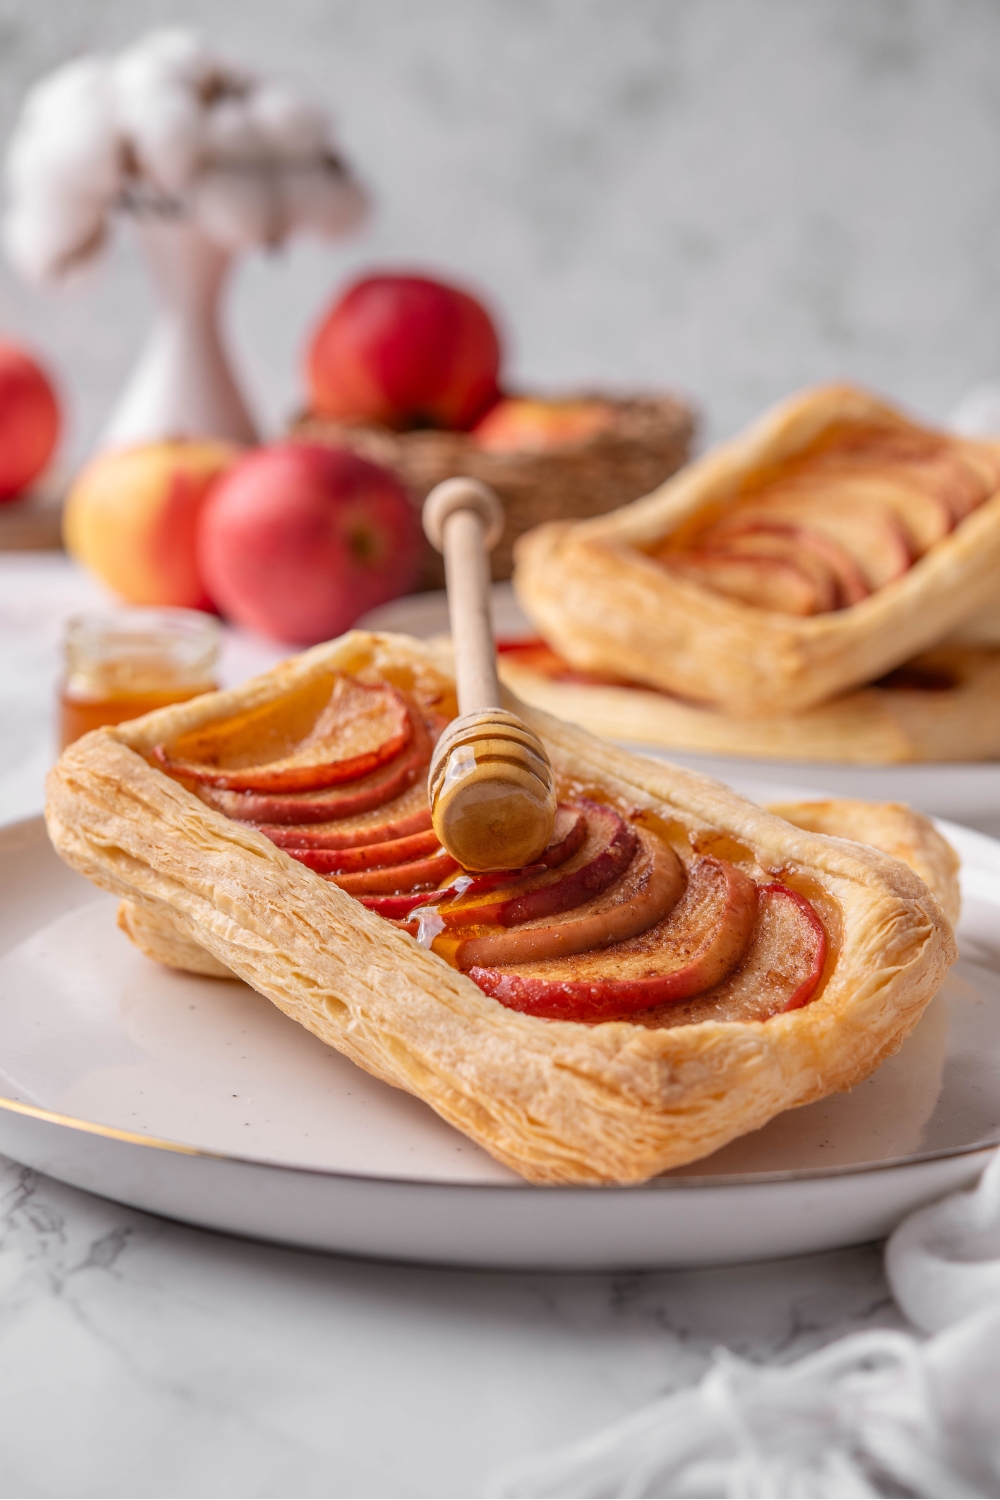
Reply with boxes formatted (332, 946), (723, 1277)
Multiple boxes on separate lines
(64, 440), (239, 607)
(471, 396), (613, 454)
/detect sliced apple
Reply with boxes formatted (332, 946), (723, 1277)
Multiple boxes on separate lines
(949, 447), (1000, 520)
(435, 827), (685, 971)
(469, 855), (758, 1020)
(355, 805), (585, 918)
(798, 469), (952, 556)
(727, 493), (911, 590)
(195, 716), (431, 824)
(155, 675), (412, 792)
(702, 519), (870, 608)
(707, 530), (839, 612)
(285, 826), (442, 873)
(434, 801), (638, 930)
(630, 881), (828, 1028)
(496, 639), (625, 686)
(330, 847), (460, 896)
(807, 425), (990, 524)
(360, 888), (453, 919)
(258, 801), (432, 850)
(661, 551), (826, 615)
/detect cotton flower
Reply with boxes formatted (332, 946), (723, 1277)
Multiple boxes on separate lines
(2, 27), (367, 283)
(3, 55), (121, 279)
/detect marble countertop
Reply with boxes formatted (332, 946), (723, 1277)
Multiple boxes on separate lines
(0, 554), (939, 1497)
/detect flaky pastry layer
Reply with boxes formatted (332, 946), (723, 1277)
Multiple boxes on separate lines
(513, 384), (1000, 717)
(45, 631), (956, 1185)
(498, 644), (1000, 765)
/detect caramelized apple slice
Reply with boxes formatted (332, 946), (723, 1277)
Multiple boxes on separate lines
(434, 801), (636, 929)
(330, 847), (460, 896)
(258, 801), (432, 850)
(729, 494), (911, 590)
(806, 427), (990, 525)
(196, 717), (431, 824)
(470, 855), (757, 1020)
(285, 826), (441, 873)
(701, 520), (870, 607)
(155, 675), (411, 792)
(661, 552), (826, 615)
(798, 470), (953, 556)
(706, 531), (839, 612)
(624, 882), (827, 1029)
(355, 806), (586, 918)
(436, 827), (685, 970)
(948, 447), (1000, 520)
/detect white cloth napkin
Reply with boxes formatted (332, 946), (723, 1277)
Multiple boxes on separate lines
(490, 1149), (1000, 1499)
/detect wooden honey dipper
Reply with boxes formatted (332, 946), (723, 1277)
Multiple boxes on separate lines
(422, 478), (557, 872)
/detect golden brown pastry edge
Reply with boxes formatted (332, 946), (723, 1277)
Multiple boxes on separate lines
(513, 383), (1000, 716)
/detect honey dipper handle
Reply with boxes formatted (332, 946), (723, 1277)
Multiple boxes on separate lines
(422, 479), (505, 715)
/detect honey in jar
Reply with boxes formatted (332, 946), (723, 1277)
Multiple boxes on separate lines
(59, 608), (221, 750)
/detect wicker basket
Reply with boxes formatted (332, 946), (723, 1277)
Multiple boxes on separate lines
(293, 392), (696, 589)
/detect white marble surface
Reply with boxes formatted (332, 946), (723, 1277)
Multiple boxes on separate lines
(0, 552), (943, 1495)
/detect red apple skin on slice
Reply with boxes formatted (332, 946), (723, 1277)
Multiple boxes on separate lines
(356, 806), (586, 918)
(438, 827), (685, 971)
(621, 882), (827, 1029)
(258, 802), (432, 850)
(660, 552), (824, 615)
(804, 426), (989, 525)
(284, 825), (441, 873)
(195, 716), (431, 824)
(434, 801), (636, 930)
(703, 520), (870, 608)
(704, 530), (839, 612)
(469, 855), (758, 1020)
(155, 677), (412, 792)
(727, 494), (911, 590)
(329, 847), (459, 896)
(797, 470), (953, 557)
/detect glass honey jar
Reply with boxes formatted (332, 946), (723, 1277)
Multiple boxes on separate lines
(59, 608), (221, 750)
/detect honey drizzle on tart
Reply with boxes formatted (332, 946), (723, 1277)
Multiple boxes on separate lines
(153, 672), (828, 1024)
(651, 419), (1000, 617)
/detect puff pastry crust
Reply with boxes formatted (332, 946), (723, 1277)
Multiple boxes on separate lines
(513, 384), (1000, 717)
(498, 643), (1000, 765)
(45, 630), (956, 1185)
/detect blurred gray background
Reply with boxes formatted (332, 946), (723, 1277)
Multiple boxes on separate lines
(2, 0), (999, 462)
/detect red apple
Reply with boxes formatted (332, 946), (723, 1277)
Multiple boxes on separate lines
(0, 340), (60, 501)
(197, 442), (421, 645)
(307, 273), (502, 431)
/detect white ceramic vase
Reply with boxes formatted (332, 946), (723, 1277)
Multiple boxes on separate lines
(101, 215), (259, 450)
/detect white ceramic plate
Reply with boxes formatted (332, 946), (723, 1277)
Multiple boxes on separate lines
(0, 808), (998, 1268)
(359, 587), (1000, 832)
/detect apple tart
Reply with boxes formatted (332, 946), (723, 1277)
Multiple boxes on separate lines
(497, 639), (1000, 765)
(45, 631), (956, 1185)
(513, 383), (1000, 717)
